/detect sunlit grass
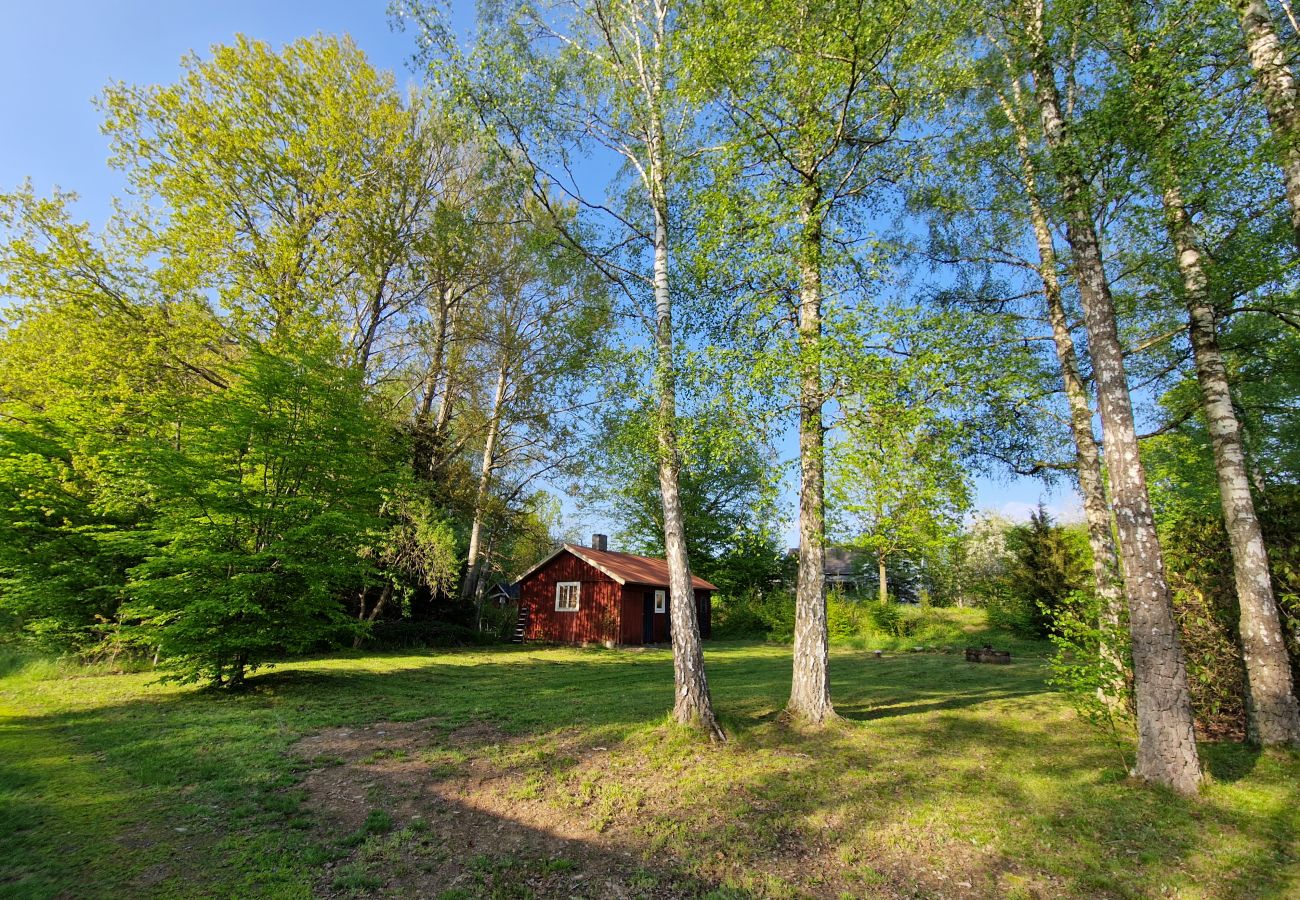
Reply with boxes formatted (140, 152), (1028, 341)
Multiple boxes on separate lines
(1, 623), (1296, 898)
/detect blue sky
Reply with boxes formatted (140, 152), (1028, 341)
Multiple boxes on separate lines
(0, 0), (1081, 545)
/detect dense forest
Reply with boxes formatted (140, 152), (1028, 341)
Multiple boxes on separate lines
(3, 0), (1300, 795)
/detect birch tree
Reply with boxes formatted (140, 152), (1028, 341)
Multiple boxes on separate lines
(1009, 0), (1203, 793)
(682, 0), (941, 724)
(992, 76), (1127, 702)
(458, 215), (609, 608)
(1114, 1), (1300, 745)
(1228, 0), (1300, 251)
(412, 0), (724, 738)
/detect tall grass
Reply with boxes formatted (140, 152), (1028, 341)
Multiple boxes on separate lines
(714, 591), (1041, 654)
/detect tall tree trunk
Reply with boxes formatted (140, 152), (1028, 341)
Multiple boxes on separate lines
(1230, 0), (1300, 251)
(461, 360), (508, 605)
(354, 582), (395, 648)
(1162, 181), (1300, 745)
(432, 300), (463, 451)
(417, 285), (453, 423)
(357, 269), (391, 375)
(648, 97), (724, 742)
(1023, 4), (1201, 794)
(788, 188), (835, 725)
(1000, 81), (1126, 704)
(1124, 3), (1300, 744)
(878, 555), (888, 605)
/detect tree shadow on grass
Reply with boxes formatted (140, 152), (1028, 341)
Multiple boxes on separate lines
(4, 643), (1298, 898)
(1200, 740), (1263, 782)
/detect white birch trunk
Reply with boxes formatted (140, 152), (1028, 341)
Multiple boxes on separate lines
(1231, 0), (1300, 251)
(460, 360), (508, 605)
(643, 3), (723, 740)
(1024, 0), (1201, 794)
(1002, 82), (1126, 704)
(1125, 4), (1300, 744)
(788, 188), (835, 725)
(1162, 180), (1300, 745)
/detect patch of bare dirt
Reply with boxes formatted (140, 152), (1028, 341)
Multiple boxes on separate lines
(291, 721), (706, 898)
(289, 721), (1062, 899)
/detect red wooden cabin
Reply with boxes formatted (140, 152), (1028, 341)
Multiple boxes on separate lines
(514, 536), (714, 645)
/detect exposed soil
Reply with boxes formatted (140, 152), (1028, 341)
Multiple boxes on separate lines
(292, 720), (708, 898)
(291, 720), (1064, 899)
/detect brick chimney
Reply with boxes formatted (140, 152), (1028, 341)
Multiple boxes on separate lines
(591, 533), (608, 551)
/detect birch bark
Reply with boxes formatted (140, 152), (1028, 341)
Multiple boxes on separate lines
(650, 138), (724, 741)
(1125, 7), (1300, 745)
(1230, 0), (1300, 251)
(1000, 81), (1126, 703)
(788, 189), (835, 725)
(1022, 0), (1201, 794)
(460, 359), (508, 605)
(1163, 181), (1300, 745)
(643, 0), (724, 740)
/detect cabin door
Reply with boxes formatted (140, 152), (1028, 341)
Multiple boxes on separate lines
(642, 590), (655, 644)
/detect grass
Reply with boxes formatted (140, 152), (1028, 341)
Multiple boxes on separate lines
(0, 617), (1297, 898)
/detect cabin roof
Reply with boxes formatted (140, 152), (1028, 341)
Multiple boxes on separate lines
(514, 543), (717, 591)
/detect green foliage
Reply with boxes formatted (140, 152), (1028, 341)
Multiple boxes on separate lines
(1155, 489), (1300, 737)
(583, 399), (786, 597)
(718, 588), (989, 651)
(121, 342), (391, 685)
(713, 590), (797, 642)
(0, 186), (225, 652)
(1, 35), (592, 672)
(863, 601), (906, 638)
(830, 383), (972, 601)
(981, 506), (1091, 639)
(368, 487), (461, 600)
(1045, 590), (1135, 772)
(99, 34), (413, 342)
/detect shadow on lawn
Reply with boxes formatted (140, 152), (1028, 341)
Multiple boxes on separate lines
(4, 644), (1298, 898)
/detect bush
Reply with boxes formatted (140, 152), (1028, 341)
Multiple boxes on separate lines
(717, 588), (1009, 651)
(979, 507), (1091, 639)
(1159, 507), (1268, 739)
(1045, 590), (1134, 772)
(864, 600), (908, 637)
(827, 590), (864, 640)
(362, 619), (497, 650)
(713, 591), (774, 639)
(983, 585), (1044, 637)
(713, 589), (797, 641)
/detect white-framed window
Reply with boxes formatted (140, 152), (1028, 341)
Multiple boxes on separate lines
(555, 581), (580, 612)
(654, 589), (666, 614)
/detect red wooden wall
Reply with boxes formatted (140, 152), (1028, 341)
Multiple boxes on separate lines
(617, 585), (712, 644)
(520, 549), (714, 645)
(522, 552), (621, 644)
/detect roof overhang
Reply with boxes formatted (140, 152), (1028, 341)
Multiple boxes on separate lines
(511, 543), (633, 586)
(512, 544), (716, 591)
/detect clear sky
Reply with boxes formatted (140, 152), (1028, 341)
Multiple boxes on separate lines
(0, 0), (1082, 545)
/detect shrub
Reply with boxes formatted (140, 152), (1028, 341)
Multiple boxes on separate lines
(1045, 590), (1134, 772)
(981, 506), (1090, 639)
(1159, 508), (1264, 739)
(827, 591), (863, 640)
(864, 600), (908, 637)
(362, 620), (496, 650)
(713, 591), (775, 639)
(983, 585), (1043, 637)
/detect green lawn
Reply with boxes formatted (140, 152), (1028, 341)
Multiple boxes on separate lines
(1, 627), (1297, 898)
